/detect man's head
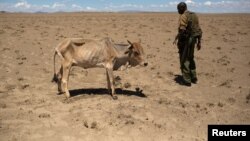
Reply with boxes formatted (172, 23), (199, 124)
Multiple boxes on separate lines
(177, 2), (187, 14)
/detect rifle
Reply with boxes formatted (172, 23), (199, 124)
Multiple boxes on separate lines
(180, 20), (192, 64)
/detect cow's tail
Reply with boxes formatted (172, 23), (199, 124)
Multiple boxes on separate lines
(52, 48), (64, 83)
(52, 51), (58, 83)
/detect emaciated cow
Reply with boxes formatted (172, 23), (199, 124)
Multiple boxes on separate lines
(52, 37), (147, 100)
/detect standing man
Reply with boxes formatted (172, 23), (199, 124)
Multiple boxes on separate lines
(173, 2), (202, 86)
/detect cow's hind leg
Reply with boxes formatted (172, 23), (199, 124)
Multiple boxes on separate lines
(106, 68), (117, 100)
(52, 65), (64, 94)
(57, 66), (63, 94)
(61, 61), (72, 98)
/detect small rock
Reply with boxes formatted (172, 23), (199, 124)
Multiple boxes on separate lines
(83, 121), (89, 128)
(91, 121), (97, 129)
(218, 102), (224, 107)
(124, 82), (131, 88)
(38, 113), (50, 118)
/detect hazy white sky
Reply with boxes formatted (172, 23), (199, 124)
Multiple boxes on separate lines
(1, 0), (250, 13)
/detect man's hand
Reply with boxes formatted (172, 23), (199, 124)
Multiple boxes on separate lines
(196, 36), (202, 50)
(197, 42), (201, 50)
(173, 34), (179, 45)
(173, 38), (177, 45)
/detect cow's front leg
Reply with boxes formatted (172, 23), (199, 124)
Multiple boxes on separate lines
(106, 69), (111, 92)
(107, 68), (117, 100)
(62, 62), (72, 98)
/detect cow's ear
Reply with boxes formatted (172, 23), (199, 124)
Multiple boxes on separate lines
(128, 45), (133, 50)
(127, 40), (134, 50)
(125, 45), (133, 54)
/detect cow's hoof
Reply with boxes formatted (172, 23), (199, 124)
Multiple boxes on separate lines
(58, 91), (64, 95)
(65, 93), (71, 98)
(112, 96), (118, 100)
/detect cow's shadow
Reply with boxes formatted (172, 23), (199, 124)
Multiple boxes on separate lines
(69, 88), (147, 98)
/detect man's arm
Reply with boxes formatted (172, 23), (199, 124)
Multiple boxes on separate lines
(174, 13), (188, 45)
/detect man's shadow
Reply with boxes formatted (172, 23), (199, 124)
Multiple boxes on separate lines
(174, 75), (184, 85)
(69, 88), (147, 98)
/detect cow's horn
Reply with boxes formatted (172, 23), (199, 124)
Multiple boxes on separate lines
(127, 40), (133, 45)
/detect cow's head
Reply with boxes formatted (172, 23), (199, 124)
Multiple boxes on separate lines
(125, 40), (148, 67)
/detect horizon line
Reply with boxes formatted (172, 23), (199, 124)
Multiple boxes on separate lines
(1, 10), (250, 14)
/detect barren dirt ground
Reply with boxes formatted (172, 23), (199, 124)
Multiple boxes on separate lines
(0, 12), (250, 141)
